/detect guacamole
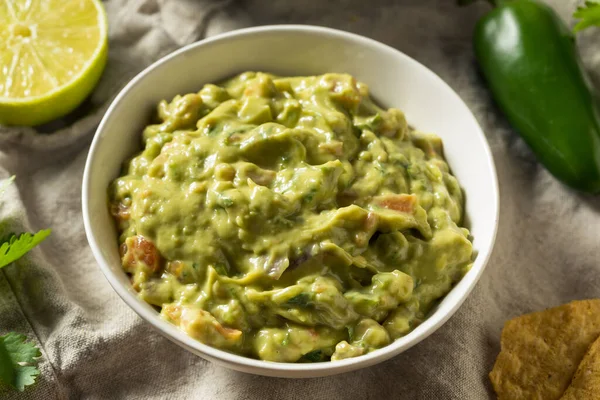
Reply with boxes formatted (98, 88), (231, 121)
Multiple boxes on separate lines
(109, 72), (473, 362)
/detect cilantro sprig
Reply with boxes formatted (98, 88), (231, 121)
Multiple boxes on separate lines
(0, 176), (48, 392)
(574, 1), (600, 32)
(0, 177), (51, 270)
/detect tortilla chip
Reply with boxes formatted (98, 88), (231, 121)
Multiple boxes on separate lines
(490, 300), (600, 400)
(560, 335), (600, 399)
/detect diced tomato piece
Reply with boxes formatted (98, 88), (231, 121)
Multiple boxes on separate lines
(213, 318), (243, 340)
(121, 235), (162, 274)
(375, 194), (416, 213)
(110, 202), (130, 222)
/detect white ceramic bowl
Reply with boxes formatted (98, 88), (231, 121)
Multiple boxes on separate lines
(82, 25), (499, 378)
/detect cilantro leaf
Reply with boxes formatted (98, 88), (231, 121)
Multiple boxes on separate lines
(0, 333), (41, 392)
(574, 1), (600, 32)
(0, 230), (51, 269)
(13, 366), (39, 392)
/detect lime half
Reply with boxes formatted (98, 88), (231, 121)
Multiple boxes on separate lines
(0, 0), (108, 126)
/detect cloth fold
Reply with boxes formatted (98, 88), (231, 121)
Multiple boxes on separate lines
(1, 0), (598, 399)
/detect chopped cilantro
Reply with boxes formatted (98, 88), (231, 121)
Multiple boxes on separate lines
(301, 350), (324, 362)
(206, 123), (221, 136)
(302, 188), (318, 203)
(286, 293), (311, 308)
(347, 325), (355, 340)
(214, 262), (228, 276)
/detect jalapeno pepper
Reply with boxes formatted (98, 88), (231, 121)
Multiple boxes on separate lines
(473, 0), (600, 193)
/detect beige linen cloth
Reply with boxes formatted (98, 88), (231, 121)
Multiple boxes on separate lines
(1, 0), (599, 398)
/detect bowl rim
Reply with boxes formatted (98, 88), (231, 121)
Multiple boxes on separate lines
(82, 24), (499, 376)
